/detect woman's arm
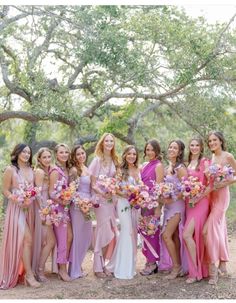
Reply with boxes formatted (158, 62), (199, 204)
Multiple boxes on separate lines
(2, 166), (17, 201)
(35, 168), (45, 208)
(49, 170), (61, 203)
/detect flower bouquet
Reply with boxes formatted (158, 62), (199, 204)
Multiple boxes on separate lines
(207, 163), (234, 183)
(39, 199), (70, 226)
(72, 195), (93, 220)
(12, 182), (41, 211)
(52, 179), (77, 210)
(96, 175), (117, 203)
(180, 176), (206, 207)
(138, 215), (160, 236)
(154, 175), (181, 202)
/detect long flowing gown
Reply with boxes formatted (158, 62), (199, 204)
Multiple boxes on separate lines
(88, 156), (118, 273)
(183, 158), (209, 280)
(106, 176), (139, 279)
(159, 165), (188, 273)
(69, 175), (93, 279)
(205, 163), (230, 264)
(49, 166), (70, 264)
(0, 166), (35, 289)
(140, 159), (161, 263)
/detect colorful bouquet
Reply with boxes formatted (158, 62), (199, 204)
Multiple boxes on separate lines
(138, 215), (160, 236)
(207, 164), (234, 183)
(72, 195), (93, 220)
(52, 179), (77, 210)
(96, 175), (117, 195)
(12, 182), (41, 210)
(39, 199), (70, 226)
(180, 176), (206, 207)
(154, 175), (181, 201)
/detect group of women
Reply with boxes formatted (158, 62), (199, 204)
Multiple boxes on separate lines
(0, 130), (235, 290)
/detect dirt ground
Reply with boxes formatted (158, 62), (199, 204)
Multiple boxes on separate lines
(0, 222), (236, 299)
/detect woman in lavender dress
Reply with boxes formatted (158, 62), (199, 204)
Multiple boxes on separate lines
(140, 139), (164, 275)
(159, 140), (188, 279)
(68, 145), (93, 279)
(32, 147), (56, 282)
(89, 133), (119, 278)
(49, 143), (73, 282)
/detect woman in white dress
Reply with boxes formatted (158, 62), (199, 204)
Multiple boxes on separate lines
(106, 145), (140, 279)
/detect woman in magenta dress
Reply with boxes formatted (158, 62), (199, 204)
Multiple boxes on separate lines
(183, 137), (210, 283)
(0, 143), (40, 289)
(68, 145), (93, 279)
(32, 147), (56, 282)
(159, 140), (188, 279)
(89, 133), (119, 278)
(49, 143), (73, 282)
(140, 139), (164, 275)
(203, 131), (236, 284)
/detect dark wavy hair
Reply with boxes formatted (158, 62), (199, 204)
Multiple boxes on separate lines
(168, 140), (185, 174)
(11, 143), (32, 170)
(207, 131), (226, 151)
(70, 144), (86, 177)
(188, 136), (204, 170)
(120, 145), (139, 181)
(143, 139), (162, 161)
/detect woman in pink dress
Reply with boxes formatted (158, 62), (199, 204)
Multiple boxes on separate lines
(140, 139), (164, 275)
(159, 140), (188, 279)
(68, 145), (93, 279)
(183, 137), (210, 284)
(89, 133), (119, 278)
(0, 143), (40, 289)
(49, 143), (73, 282)
(203, 131), (236, 285)
(32, 147), (56, 282)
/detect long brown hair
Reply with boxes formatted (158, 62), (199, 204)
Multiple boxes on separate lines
(188, 137), (204, 170)
(120, 145), (139, 181)
(168, 140), (185, 174)
(11, 143), (32, 170)
(95, 133), (119, 168)
(70, 145), (86, 177)
(143, 139), (162, 160)
(207, 131), (226, 152)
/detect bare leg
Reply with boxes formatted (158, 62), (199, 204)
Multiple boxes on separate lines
(23, 224), (40, 287)
(66, 222), (73, 259)
(183, 219), (197, 268)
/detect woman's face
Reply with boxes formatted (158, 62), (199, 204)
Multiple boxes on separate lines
(145, 144), (156, 161)
(39, 151), (52, 168)
(18, 146), (31, 164)
(125, 148), (137, 165)
(167, 142), (179, 160)
(56, 146), (70, 163)
(75, 147), (86, 164)
(103, 135), (114, 152)
(208, 134), (222, 152)
(189, 140), (201, 157)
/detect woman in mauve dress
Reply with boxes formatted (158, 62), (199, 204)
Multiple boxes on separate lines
(159, 140), (188, 279)
(183, 137), (210, 284)
(68, 145), (93, 279)
(203, 131), (236, 285)
(0, 143), (40, 289)
(32, 147), (56, 282)
(140, 139), (164, 275)
(49, 143), (73, 282)
(89, 133), (119, 278)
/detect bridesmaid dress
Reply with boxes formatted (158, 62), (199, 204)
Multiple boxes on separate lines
(0, 166), (35, 289)
(183, 158), (210, 280)
(69, 175), (93, 279)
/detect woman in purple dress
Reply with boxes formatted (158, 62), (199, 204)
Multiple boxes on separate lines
(32, 147), (56, 282)
(68, 145), (93, 279)
(159, 140), (188, 279)
(183, 137), (210, 284)
(49, 143), (73, 282)
(140, 139), (164, 275)
(89, 133), (119, 278)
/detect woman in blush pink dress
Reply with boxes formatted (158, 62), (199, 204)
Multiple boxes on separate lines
(203, 131), (236, 285)
(49, 143), (73, 282)
(89, 133), (119, 278)
(32, 148), (56, 282)
(183, 137), (210, 284)
(68, 145), (93, 279)
(0, 143), (40, 289)
(159, 140), (188, 279)
(140, 139), (164, 275)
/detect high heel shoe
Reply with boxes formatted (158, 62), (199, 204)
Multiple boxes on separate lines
(208, 265), (218, 285)
(164, 266), (183, 280)
(24, 275), (41, 288)
(140, 263), (158, 276)
(58, 271), (72, 282)
(95, 272), (107, 278)
(36, 268), (49, 282)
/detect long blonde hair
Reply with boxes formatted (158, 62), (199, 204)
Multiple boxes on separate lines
(36, 147), (53, 169)
(54, 143), (71, 168)
(95, 133), (119, 168)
